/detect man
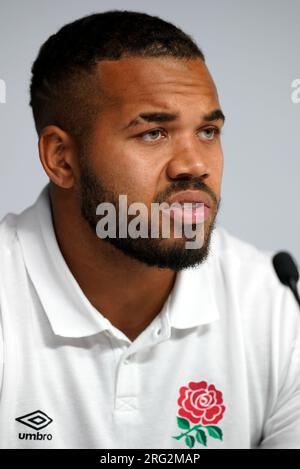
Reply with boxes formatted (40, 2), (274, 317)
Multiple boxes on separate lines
(0, 10), (299, 449)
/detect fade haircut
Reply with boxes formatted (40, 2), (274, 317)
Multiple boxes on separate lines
(29, 10), (205, 147)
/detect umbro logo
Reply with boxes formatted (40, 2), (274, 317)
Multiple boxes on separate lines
(16, 410), (53, 441)
(16, 410), (53, 430)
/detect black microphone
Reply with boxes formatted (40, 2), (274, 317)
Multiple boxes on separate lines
(272, 251), (300, 309)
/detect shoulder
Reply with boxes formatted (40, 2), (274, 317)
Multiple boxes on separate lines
(0, 212), (20, 305)
(210, 225), (300, 367)
(0, 212), (19, 256)
(209, 225), (279, 289)
(0, 186), (46, 257)
(210, 225), (275, 266)
(208, 225), (300, 327)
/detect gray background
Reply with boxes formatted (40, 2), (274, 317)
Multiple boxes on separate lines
(0, 0), (299, 262)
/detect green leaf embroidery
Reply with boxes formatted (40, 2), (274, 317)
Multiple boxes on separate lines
(177, 417), (190, 430)
(196, 429), (207, 446)
(185, 435), (195, 448)
(206, 425), (223, 440)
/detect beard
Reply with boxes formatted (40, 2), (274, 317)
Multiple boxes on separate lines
(75, 155), (221, 272)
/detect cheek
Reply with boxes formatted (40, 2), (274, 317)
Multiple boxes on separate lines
(91, 144), (158, 204)
(207, 151), (223, 202)
(219, 153), (224, 182)
(212, 148), (224, 182)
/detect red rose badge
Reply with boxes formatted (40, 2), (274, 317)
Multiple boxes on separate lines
(172, 380), (226, 448)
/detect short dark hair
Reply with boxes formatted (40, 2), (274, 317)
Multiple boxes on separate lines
(29, 10), (205, 145)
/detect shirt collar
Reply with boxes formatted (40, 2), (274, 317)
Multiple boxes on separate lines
(16, 184), (220, 338)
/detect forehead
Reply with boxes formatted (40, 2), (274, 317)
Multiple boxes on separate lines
(95, 57), (219, 112)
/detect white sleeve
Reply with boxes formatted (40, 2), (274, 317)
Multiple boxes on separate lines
(258, 285), (300, 449)
(0, 310), (3, 396)
(0, 229), (4, 397)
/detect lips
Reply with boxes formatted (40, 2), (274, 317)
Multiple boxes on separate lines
(165, 191), (212, 208)
(161, 190), (212, 224)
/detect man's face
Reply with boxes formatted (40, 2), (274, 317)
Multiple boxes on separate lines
(76, 57), (224, 271)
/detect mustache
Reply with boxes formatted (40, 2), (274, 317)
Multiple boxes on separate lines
(155, 179), (218, 207)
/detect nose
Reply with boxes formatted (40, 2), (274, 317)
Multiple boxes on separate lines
(166, 139), (210, 180)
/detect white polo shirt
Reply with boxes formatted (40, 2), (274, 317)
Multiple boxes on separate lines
(0, 184), (300, 449)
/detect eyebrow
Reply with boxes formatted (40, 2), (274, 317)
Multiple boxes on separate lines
(124, 108), (225, 129)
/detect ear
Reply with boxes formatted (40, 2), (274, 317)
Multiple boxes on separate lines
(38, 125), (79, 189)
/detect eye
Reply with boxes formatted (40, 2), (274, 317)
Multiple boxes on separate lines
(198, 127), (220, 140)
(139, 129), (165, 142)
